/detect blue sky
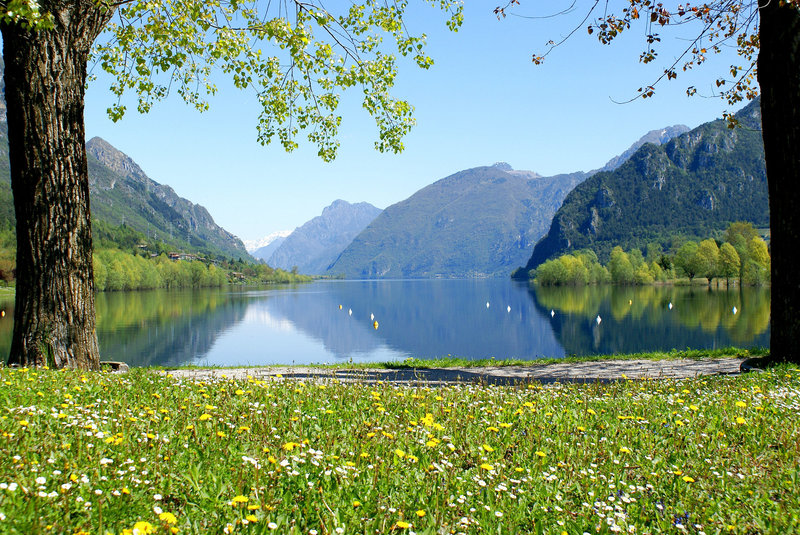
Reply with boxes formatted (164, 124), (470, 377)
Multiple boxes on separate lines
(83, 2), (749, 243)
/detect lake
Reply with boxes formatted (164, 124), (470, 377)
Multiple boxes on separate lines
(0, 280), (770, 367)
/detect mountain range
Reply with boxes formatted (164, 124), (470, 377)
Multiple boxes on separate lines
(268, 200), (382, 274)
(326, 164), (587, 278)
(522, 98), (767, 273)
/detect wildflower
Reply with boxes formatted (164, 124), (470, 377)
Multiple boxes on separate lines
(158, 512), (177, 524)
(619, 447), (631, 454)
(395, 521), (411, 529)
(480, 463), (494, 471)
(482, 444), (494, 453)
(535, 451), (546, 458)
(198, 414), (212, 421)
(735, 401), (746, 408)
(416, 510), (426, 517)
(246, 515), (258, 523)
(682, 476), (695, 483)
(394, 449), (406, 458)
(353, 501), (362, 508)
(736, 417), (746, 425)
(132, 521), (156, 534)
(231, 495), (249, 504)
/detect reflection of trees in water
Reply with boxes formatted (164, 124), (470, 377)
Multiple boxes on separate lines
(271, 280), (563, 360)
(95, 289), (250, 367)
(530, 285), (770, 355)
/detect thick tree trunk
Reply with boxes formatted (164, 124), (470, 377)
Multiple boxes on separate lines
(758, 1), (800, 364)
(1, 3), (114, 369)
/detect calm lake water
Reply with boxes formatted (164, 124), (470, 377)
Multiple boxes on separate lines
(0, 280), (770, 367)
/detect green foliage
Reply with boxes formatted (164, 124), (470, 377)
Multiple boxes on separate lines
(94, 1), (462, 160)
(532, 223), (769, 287)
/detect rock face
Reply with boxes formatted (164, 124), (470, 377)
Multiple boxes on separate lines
(268, 200), (382, 274)
(600, 125), (690, 172)
(327, 164), (587, 278)
(524, 98), (767, 271)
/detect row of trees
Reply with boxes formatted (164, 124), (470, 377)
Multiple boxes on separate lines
(534, 223), (770, 286)
(93, 249), (311, 292)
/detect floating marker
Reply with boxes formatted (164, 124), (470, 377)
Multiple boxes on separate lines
(596, 315), (602, 325)
(373, 321), (379, 330)
(370, 313), (375, 321)
(550, 309), (555, 317)
(486, 302), (490, 309)
(668, 302), (673, 310)
(732, 306), (738, 315)
(348, 308), (352, 316)
(338, 304), (342, 310)
(507, 305), (511, 313)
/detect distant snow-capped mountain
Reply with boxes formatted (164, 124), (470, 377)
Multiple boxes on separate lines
(244, 230), (292, 253)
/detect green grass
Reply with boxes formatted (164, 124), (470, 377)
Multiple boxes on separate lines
(0, 365), (797, 534)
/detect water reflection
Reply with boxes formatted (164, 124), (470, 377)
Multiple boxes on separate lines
(0, 281), (770, 367)
(531, 285), (770, 356)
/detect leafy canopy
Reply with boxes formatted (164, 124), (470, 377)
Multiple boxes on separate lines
(4, 1), (463, 161)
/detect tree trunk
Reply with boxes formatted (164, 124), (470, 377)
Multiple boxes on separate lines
(758, 1), (800, 364)
(2, 3), (114, 369)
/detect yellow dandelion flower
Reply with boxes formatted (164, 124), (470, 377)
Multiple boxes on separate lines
(416, 510), (426, 517)
(231, 495), (249, 504)
(487, 426), (499, 432)
(132, 521), (156, 534)
(158, 512), (178, 524)
(682, 476), (695, 483)
(587, 409), (596, 415)
(19, 420), (28, 427)
(394, 449), (406, 458)
(353, 500), (362, 508)
(247, 505), (261, 511)
(482, 444), (494, 453)
(619, 447), (631, 454)
(735, 401), (747, 408)
(736, 417), (746, 425)
(216, 431), (227, 438)
(395, 521), (411, 529)
(198, 414), (212, 421)
(480, 463), (494, 471)
(535, 451), (546, 458)
(235, 389), (245, 395)
(245, 515), (258, 523)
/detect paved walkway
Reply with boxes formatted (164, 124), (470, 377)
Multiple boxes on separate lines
(166, 357), (747, 386)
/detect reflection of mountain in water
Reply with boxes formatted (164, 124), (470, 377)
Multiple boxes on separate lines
(268, 280), (564, 360)
(529, 285), (770, 356)
(95, 289), (250, 367)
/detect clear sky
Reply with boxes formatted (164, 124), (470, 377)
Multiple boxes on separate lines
(83, 2), (749, 244)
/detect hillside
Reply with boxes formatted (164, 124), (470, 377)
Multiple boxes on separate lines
(0, 121), (249, 260)
(522, 98), (767, 273)
(268, 200), (382, 274)
(327, 164), (587, 278)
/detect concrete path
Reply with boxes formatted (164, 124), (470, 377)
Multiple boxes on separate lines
(165, 357), (747, 386)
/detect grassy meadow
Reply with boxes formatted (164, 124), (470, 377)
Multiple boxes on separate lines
(0, 364), (798, 534)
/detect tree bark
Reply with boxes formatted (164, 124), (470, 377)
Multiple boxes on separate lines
(2, 3), (115, 369)
(758, 1), (800, 364)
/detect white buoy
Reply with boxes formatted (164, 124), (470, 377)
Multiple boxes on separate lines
(668, 302), (673, 310)
(550, 309), (555, 317)
(507, 305), (511, 313)
(486, 302), (490, 309)
(370, 313), (374, 321)
(732, 306), (738, 315)
(348, 308), (352, 316)
(596, 315), (602, 325)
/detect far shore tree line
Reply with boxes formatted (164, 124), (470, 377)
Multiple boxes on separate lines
(533, 222), (770, 287)
(0, 222), (311, 291)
